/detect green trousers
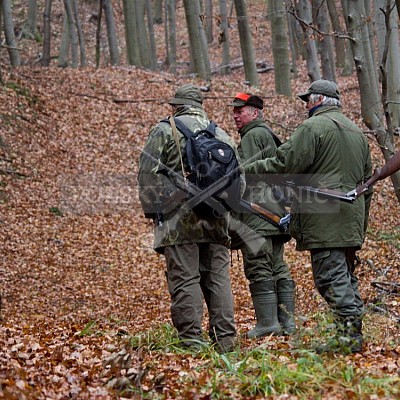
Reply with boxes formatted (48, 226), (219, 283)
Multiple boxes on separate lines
(310, 247), (364, 319)
(164, 243), (236, 346)
(241, 235), (292, 284)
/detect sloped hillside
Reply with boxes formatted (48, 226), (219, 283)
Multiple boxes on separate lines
(0, 65), (399, 398)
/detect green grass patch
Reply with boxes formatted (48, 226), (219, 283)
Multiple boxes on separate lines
(126, 320), (400, 399)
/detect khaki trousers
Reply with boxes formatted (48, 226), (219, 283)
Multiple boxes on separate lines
(164, 243), (236, 344)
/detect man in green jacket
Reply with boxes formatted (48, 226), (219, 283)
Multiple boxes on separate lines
(138, 84), (243, 353)
(229, 93), (295, 338)
(244, 80), (373, 354)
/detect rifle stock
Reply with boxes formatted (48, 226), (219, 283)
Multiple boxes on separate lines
(239, 199), (291, 231)
(354, 150), (400, 197)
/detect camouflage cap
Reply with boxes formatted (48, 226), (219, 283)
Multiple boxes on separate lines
(168, 84), (203, 107)
(298, 79), (340, 102)
(229, 92), (264, 109)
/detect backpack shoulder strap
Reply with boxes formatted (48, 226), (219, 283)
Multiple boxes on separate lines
(162, 117), (218, 139)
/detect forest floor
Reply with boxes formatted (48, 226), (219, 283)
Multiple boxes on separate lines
(0, 1), (399, 398)
(0, 64), (399, 399)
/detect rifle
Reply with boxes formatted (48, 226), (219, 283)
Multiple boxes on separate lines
(139, 149), (287, 229)
(348, 151), (400, 198)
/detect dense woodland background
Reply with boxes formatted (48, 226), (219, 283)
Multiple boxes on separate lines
(0, 0), (399, 398)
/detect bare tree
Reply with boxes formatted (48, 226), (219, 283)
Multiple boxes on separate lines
(63, 0), (78, 67)
(268, 0), (292, 95)
(375, 0), (400, 130)
(41, 0), (52, 66)
(123, 0), (141, 66)
(164, 0), (177, 73)
(2, 0), (20, 66)
(145, 0), (157, 70)
(204, 0), (213, 43)
(183, 0), (211, 80)
(233, 0), (258, 86)
(102, 0), (120, 65)
(312, 0), (336, 81)
(154, 0), (163, 24)
(218, 0), (231, 75)
(292, 0), (321, 82)
(344, 0), (400, 201)
(22, 0), (40, 40)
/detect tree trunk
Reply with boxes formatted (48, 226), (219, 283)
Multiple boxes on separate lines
(338, 0), (354, 76)
(268, 0), (292, 96)
(326, 0), (346, 69)
(22, 0), (39, 40)
(145, 0), (157, 70)
(183, 0), (210, 80)
(287, 10), (299, 78)
(218, 0), (231, 75)
(135, 0), (151, 68)
(295, 0), (320, 82)
(58, 10), (70, 67)
(165, 0), (176, 73)
(95, 0), (102, 67)
(344, 0), (400, 202)
(204, 0), (213, 43)
(63, 0), (78, 67)
(72, 0), (86, 66)
(102, 0), (120, 65)
(41, 0), (52, 66)
(123, 0), (141, 66)
(2, 0), (20, 66)
(154, 0), (163, 24)
(312, 0), (336, 81)
(233, 0), (258, 86)
(375, 0), (400, 130)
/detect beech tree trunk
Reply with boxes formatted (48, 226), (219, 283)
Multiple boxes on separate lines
(233, 0), (258, 86)
(41, 0), (52, 66)
(102, 0), (120, 66)
(344, 0), (400, 202)
(295, 0), (320, 82)
(313, 0), (336, 82)
(183, 0), (211, 81)
(218, 0), (231, 75)
(268, 0), (292, 96)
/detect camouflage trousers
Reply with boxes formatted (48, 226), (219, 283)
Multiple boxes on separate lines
(164, 243), (236, 345)
(310, 247), (364, 319)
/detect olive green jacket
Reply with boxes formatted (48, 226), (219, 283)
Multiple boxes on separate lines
(231, 119), (289, 245)
(244, 106), (373, 251)
(138, 106), (244, 253)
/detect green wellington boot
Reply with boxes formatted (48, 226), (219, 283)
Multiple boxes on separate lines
(247, 279), (282, 338)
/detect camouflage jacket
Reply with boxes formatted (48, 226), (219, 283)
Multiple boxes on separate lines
(138, 106), (244, 253)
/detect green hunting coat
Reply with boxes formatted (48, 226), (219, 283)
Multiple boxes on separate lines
(244, 106), (373, 251)
(138, 106), (244, 253)
(231, 119), (289, 246)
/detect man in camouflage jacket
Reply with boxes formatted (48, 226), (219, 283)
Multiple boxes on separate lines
(138, 84), (244, 352)
(229, 93), (295, 338)
(244, 80), (373, 354)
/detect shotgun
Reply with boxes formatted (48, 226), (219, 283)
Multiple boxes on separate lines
(348, 151), (400, 197)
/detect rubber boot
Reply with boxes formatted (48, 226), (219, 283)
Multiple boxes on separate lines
(316, 316), (363, 354)
(276, 279), (296, 335)
(247, 280), (282, 338)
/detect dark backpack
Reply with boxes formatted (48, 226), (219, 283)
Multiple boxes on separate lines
(165, 117), (242, 215)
